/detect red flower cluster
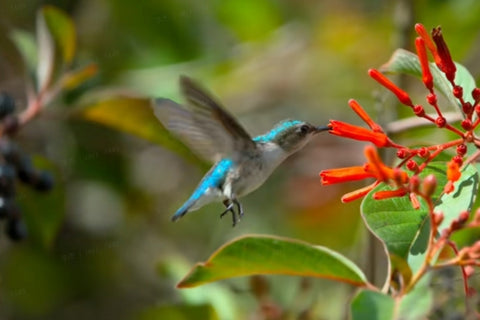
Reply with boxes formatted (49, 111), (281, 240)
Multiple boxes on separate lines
(320, 23), (480, 205)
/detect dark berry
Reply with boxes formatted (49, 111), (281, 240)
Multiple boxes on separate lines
(0, 165), (16, 196)
(6, 217), (27, 241)
(17, 156), (36, 184)
(33, 171), (54, 192)
(0, 139), (21, 165)
(0, 93), (15, 119)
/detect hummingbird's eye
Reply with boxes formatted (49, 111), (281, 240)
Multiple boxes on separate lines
(299, 125), (310, 135)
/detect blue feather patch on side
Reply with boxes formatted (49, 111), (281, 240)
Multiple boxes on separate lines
(171, 158), (234, 221)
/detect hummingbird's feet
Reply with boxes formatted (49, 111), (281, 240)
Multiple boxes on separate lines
(220, 199), (244, 227)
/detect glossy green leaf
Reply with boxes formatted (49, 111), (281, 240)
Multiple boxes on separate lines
(177, 235), (367, 288)
(136, 304), (219, 320)
(436, 164), (478, 231)
(380, 48), (476, 108)
(41, 6), (76, 65)
(19, 156), (65, 249)
(77, 96), (207, 168)
(157, 255), (238, 320)
(362, 162), (478, 278)
(361, 163), (445, 270)
(408, 164), (478, 272)
(351, 277), (432, 320)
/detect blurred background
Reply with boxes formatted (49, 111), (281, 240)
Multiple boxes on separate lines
(1, 0), (480, 319)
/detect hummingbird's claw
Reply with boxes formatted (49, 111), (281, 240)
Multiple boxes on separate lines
(221, 198), (243, 227)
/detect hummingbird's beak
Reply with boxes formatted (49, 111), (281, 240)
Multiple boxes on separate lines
(314, 125), (330, 134)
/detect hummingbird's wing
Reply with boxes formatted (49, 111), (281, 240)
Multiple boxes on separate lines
(152, 76), (256, 162)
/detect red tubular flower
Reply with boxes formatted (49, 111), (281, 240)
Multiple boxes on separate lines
(368, 69), (413, 106)
(415, 23), (441, 66)
(431, 27), (456, 82)
(364, 145), (409, 183)
(348, 99), (383, 133)
(447, 158), (461, 182)
(320, 166), (375, 185)
(415, 37), (433, 90)
(328, 120), (390, 147)
(341, 183), (377, 203)
(409, 192), (421, 209)
(373, 188), (408, 200)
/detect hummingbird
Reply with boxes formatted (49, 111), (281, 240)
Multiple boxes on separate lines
(152, 76), (329, 226)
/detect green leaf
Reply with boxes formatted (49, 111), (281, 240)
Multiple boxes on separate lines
(36, 7), (56, 91)
(436, 164), (478, 232)
(35, 6), (77, 91)
(408, 164), (478, 272)
(380, 48), (476, 108)
(351, 276), (432, 320)
(177, 234), (367, 288)
(361, 163), (446, 274)
(19, 156), (65, 249)
(362, 162), (478, 281)
(350, 290), (394, 320)
(41, 6), (76, 65)
(77, 96), (207, 169)
(61, 63), (98, 90)
(9, 29), (38, 75)
(397, 276), (433, 320)
(136, 304), (219, 320)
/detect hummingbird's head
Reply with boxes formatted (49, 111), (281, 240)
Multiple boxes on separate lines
(253, 120), (329, 153)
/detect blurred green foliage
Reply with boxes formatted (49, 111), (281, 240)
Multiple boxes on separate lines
(1, 0), (480, 319)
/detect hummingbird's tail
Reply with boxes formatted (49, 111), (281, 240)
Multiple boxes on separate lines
(171, 198), (196, 221)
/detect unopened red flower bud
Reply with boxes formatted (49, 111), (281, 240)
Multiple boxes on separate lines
(453, 85), (463, 99)
(444, 180), (455, 194)
(409, 175), (420, 193)
(414, 105), (425, 116)
(461, 119), (472, 130)
(472, 88), (480, 102)
(432, 27), (456, 82)
(456, 144), (467, 156)
(458, 211), (469, 223)
(407, 159), (418, 172)
(422, 174), (437, 198)
(462, 102), (472, 115)
(418, 147), (430, 158)
(450, 219), (461, 231)
(435, 116), (446, 128)
(397, 148), (409, 159)
(475, 104), (480, 116)
(450, 213), (468, 231)
(464, 266), (475, 278)
(433, 211), (444, 226)
(452, 155), (463, 166)
(426, 93), (437, 105)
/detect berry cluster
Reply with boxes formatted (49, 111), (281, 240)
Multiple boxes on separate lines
(0, 93), (54, 241)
